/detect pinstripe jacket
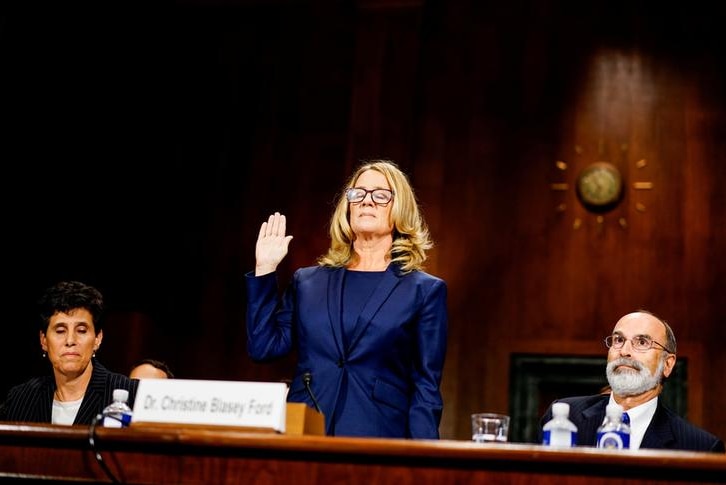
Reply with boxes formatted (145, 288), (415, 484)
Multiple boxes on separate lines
(0, 359), (138, 425)
(538, 394), (725, 452)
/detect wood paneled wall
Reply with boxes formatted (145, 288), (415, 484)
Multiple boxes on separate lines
(2, 1), (725, 442)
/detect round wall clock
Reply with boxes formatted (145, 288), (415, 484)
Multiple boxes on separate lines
(576, 161), (623, 212)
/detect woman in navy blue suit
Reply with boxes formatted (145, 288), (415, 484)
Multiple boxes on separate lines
(246, 160), (448, 438)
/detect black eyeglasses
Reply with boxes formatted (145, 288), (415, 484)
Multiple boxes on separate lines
(345, 187), (394, 205)
(604, 334), (673, 353)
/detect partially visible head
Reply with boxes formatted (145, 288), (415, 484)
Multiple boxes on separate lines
(130, 359), (174, 379)
(320, 160), (432, 272)
(605, 310), (677, 396)
(38, 281), (105, 378)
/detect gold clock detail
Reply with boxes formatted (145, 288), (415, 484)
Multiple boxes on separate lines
(575, 161), (623, 211)
(549, 144), (655, 231)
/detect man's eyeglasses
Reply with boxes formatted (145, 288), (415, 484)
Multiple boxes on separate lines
(604, 334), (673, 353)
(345, 187), (394, 205)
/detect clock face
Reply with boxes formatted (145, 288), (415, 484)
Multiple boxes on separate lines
(576, 162), (623, 212)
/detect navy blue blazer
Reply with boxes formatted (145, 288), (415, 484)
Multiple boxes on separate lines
(538, 394), (725, 452)
(246, 264), (448, 439)
(0, 359), (138, 425)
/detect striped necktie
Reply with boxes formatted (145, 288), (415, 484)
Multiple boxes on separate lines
(622, 412), (630, 425)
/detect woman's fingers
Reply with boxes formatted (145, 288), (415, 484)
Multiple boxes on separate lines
(267, 213), (277, 236)
(258, 213), (292, 243)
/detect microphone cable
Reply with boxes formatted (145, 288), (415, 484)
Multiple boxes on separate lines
(302, 372), (322, 414)
(88, 413), (122, 483)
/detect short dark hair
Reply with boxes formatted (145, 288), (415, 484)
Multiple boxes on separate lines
(37, 281), (105, 334)
(131, 358), (174, 379)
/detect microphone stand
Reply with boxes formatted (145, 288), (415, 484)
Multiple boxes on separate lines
(302, 372), (322, 414)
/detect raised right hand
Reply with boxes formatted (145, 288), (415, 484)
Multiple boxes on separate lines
(255, 212), (294, 276)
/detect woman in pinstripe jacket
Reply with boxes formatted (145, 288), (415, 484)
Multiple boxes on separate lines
(0, 281), (137, 425)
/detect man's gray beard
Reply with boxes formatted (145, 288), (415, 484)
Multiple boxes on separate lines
(606, 355), (665, 396)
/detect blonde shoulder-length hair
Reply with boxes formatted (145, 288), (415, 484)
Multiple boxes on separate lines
(317, 160), (433, 273)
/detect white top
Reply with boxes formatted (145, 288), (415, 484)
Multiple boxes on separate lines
(52, 397), (83, 425)
(608, 394), (658, 450)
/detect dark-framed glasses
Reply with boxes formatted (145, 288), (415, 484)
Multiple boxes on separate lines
(345, 187), (394, 205)
(604, 334), (673, 353)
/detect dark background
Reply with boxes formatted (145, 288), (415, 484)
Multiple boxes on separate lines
(2, 0), (725, 441)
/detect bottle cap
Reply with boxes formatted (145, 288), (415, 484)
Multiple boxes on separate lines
(605, 402), (624, 418)
(112, 388), (129, 402)
(552, 402), (570, 417)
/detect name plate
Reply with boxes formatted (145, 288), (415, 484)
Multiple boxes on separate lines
(132, 379), (288, 432)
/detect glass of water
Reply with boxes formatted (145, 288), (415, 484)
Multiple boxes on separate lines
(471, 413), (510, 443)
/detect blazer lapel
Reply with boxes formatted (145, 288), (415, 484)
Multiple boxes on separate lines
(39, 380), (54, 423)
(326, 268), (346, 356)
(346, 265), (401, 352)
(75, 362), (106, 425)
(640, 403), (676, 449)
(578, 397), (609, 446)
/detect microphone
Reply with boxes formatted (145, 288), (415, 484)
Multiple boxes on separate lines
(302, 372), (322, 414)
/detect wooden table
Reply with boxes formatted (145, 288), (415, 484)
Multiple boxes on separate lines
(1, 422), (724, 484)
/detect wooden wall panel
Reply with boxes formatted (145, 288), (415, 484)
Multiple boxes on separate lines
(347, 1), (726, 440)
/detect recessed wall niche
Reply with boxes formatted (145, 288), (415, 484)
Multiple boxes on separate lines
(509, 354), (687, 443)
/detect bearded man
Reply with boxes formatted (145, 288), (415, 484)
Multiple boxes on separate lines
(538, 310), (724, 452)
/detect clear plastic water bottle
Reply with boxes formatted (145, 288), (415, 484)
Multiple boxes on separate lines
(596, 403), (630, 449)
(102, 389), (133, 428)
(542, 402), (578, 447)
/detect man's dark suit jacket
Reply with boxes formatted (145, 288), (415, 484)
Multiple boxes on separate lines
(539, 394), (725, 452)
(0, 359), (138, 425)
